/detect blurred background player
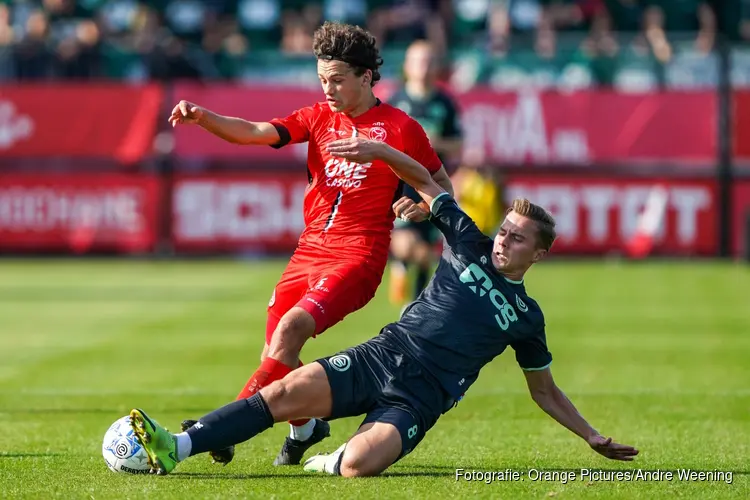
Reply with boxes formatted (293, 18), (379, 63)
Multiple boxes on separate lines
(450, 150), (504, 237)
(388, 39), (463, 308)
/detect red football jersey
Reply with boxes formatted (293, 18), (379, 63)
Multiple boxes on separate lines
(269, 100), (442, 259)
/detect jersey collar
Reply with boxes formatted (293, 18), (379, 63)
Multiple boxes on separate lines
(487, 255), (525, 285)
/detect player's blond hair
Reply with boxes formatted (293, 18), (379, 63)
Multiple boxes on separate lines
(508, 198), (556, 251)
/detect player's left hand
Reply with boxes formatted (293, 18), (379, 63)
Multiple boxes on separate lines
(393, 196), (430, 222)
(326, 137), (385, 163)
(587, 434), (639, 461)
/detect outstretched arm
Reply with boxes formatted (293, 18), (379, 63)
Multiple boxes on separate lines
(523, 368), (639, 461)
(196, 111), (281, 146)
(169, 100), (282, 146)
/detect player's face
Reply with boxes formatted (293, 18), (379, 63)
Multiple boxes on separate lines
(404, 44), (436, 84)
(491, 212), (547, 273)
(317, 59), (370, 114)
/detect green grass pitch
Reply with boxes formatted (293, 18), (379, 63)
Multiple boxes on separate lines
(0, 258), (748, 499)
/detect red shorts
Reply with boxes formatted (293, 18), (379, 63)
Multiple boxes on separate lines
(265, 251), (386, 343)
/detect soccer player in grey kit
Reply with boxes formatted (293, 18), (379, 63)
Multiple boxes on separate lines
(127, 136), (639, 477)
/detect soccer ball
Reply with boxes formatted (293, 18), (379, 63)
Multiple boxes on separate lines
(102, 415), (150, 474)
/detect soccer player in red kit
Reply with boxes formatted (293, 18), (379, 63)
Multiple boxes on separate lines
(168, 21), (454, 466)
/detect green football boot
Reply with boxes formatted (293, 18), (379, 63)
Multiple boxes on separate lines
(129, 408), (179, 475)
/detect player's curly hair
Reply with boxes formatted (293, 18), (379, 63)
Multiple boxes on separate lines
(313, 21), (383, 87)
(509, 198), (557, 251)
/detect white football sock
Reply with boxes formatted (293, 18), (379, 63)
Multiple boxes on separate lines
(174, 432), (192, 462)
(290, 419), (317, 441)
(324, 442), (347, 475)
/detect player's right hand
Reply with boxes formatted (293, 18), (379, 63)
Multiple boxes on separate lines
(586, 434), (639, 461)
(393, 196), (429, 223)
(169, 100), (203, 127)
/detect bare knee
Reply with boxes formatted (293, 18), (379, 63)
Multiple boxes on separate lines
(258, 379), (289, 421)
(339, 429), (400, 478)
(339, 448), (382, 478)
(258, 364), (332, 421)
(268, 309), (315, 364)
(276, 310), (315, 343)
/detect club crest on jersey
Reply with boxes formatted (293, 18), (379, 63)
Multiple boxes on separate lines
(329, 354), (351, 372)
(368, 126), (387, 142)
(516, 295), (528, 312)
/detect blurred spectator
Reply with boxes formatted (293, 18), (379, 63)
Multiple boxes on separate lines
(280, 11), (313, 55)
(486, 2), (510, 54)
(535, 14), (556, 59)
(0, 4), (15, 79)
(581, 7), (620, 86)
(730, 1), (750, 88)
(369, 0), (446, 54)
(145, 35), (201, 80)
(54, 18), (101, 78)
(740, 1), (750, 43)
(542, 0), (606, 32)
(644, 0), (716, 61)
(0, 0), (731, 90)
(321, 0), (367, 25)
(450, 0), (493, 46)
(387, 38), (463, 306)
(14, 9), (54, 80)
(643, 3), (671, 63)
(162, 0), (210, 43)
(604, 0), (642, 31)
(233, 0), (285, 49)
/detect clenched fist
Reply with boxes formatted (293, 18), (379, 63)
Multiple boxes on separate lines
(169, 100), (204, 127)
(393, 196), (430, 223)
